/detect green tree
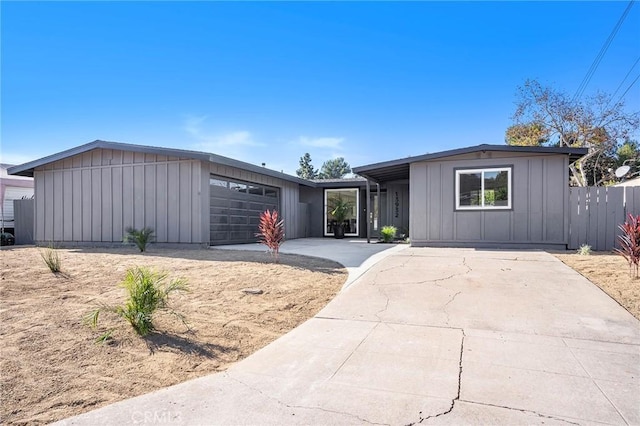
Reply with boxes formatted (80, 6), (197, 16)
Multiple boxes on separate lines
(319, 157), (351, 179)
(505, 122), (549, 146)
(617, 140), (639, 165)
(296, 153), (318, 180)
(508, 79), (639, 186)
(616, 140), (639, 180)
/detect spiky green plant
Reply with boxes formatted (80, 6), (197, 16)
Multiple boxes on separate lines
(380, 225), (397, 243)
(577, 244), (592, 256)
(124, 227), (155, 252)
(40, 244), (61, 273)
(255, 209), (285, 262)
(86, 267), (188, 337)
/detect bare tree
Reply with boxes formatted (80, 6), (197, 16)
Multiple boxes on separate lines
(507, 79), (639, 186)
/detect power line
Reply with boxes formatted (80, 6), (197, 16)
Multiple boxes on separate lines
(607, 55), (640, 108)
(615, 73), (640, 105)
(611, 55), (640, 101)
(572, 0), (635, 102)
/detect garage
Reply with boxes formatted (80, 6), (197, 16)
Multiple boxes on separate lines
(6, 141), (308, 246)
(209, 175), (280, 245)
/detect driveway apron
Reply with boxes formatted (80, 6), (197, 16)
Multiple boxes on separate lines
(57, 246), (640, 426)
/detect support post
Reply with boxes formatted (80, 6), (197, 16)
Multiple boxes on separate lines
(366, 178), (371, 243)
(376, 183), (380, 234)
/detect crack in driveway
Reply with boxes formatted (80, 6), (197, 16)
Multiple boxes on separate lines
(226, 372), (390, 426)
(405, 326), (583, 426)
(374, 286), (391, 321)
(443, 291), (461, 326)
(456, 401), (583, 425)
(405, 329), (465, 426)
(372, 256), (472, 288)
(427, 257), (472, 285)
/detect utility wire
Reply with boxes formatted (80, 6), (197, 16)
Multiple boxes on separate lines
(614, 73), (640, 105)
(572, 0), (635, 102)
(606, 55), (640, 108)
(610, 55), (640, 101)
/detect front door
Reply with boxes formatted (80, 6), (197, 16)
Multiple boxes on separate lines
(324, 189), (359, 237)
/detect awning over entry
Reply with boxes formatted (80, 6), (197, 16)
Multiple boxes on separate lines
(353, 144), (587, 183)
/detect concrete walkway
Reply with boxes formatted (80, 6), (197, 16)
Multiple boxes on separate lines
(215, 238), (406, 289)
(57, 245), (640, 425)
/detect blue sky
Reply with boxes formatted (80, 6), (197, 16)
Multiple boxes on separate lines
(2, 1), (639, 175)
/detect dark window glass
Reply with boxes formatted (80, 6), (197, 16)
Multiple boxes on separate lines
(459, 172), (481, 206)
(247, 185), (263, 196)
(265, 188), (278, 198)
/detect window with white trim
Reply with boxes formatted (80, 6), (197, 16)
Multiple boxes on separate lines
(455, 167), (511, 210)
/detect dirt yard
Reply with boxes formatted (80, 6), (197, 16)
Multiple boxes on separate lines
(0, 246), (347, 425)
(553, 251), (640, 320)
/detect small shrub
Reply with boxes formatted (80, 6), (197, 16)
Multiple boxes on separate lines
(1, 232), (15, 246)
(614, 213), (640, 278)
(40, 244), (61, 273)
(124, 227), (155, 252)
(380, 225), (397, 243)
(577, 244), (592, 256)
(255, 210), (285, 262)
(86, 266), (188, 337)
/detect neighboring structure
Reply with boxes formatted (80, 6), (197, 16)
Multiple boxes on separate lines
(613, 176), (640, 187)
(1, 164), (34, 233)
(8, 141), (587, 248)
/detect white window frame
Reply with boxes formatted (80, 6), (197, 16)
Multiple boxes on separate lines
(455, 167), (512, 210)
(324, 188), (360, 237)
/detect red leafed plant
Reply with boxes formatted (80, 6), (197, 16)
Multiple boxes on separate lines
(255, 210), (285, 262)
(614, 213), (640, 278)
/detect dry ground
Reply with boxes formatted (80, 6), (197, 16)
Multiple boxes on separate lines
(3, 246), (638, 425)
(553, 250), (640, 320)
(0, 246), (346, 425)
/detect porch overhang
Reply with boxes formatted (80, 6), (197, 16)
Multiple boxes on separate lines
(353, 163), (410, 183)
(352, 144), (588, 184)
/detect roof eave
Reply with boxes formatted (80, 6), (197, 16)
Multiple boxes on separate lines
(7, 140), (316, 186)
(353, 144), (589, 175)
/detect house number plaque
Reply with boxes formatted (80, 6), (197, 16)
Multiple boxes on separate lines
(395, 192), (399, 218)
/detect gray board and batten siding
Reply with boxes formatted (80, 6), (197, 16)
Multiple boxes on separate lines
(8, 141), (309, 246)
(409, 151), (572, 249)
(31, 148), (210, 245)
(352, 143), (587, 249)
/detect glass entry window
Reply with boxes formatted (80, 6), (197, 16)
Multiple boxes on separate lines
(324, 189), (359, 236)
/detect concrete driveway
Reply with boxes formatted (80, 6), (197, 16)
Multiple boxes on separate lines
(58, 245), (640, 425)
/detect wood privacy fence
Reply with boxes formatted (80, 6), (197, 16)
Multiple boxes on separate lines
(13, 198), (34, 245)
(568, 186), (640, 251)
